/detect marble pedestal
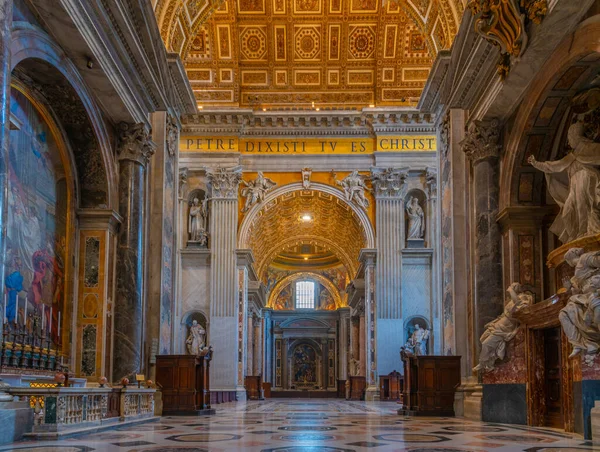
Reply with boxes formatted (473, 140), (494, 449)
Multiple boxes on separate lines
(463, 384), (483, 421)
(0, 401), (34, 445)
(406, 238), (425, 248)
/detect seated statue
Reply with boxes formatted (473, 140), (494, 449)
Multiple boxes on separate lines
(400, 323), (430, 358)
(186, 320), (206, 356)
(473, 283), (532, 373)
(559, 248), (600, 362)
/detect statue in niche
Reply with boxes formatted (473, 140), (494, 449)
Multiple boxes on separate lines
(334, 170), (371, 210)
(240, 171), (277, 213)
(188, 197), (208, 247)
(401, 323), (430, 357)
(406, 197), (425, 239)
(559, 247), (600, 364)
(473, 283), (532, 373)
(528, 99), (600, 243)
(186, 319), (206, 355)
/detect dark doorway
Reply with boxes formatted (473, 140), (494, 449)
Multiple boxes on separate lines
(543, 327), (563, 428)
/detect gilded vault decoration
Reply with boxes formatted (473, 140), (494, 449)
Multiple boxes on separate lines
(154, 0), (463, 109)
(244, 190), (367, 281)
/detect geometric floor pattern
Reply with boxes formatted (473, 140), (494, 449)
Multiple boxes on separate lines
(1, 399), (599, 451)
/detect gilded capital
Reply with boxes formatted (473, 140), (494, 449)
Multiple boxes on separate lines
(370, 167), (409, 199)
(207, 166), (242, 199)
(460, 120), (502, 164)
(117, 122), (156, 167)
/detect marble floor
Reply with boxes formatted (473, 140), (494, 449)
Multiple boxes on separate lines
(1, 399), (599, 452)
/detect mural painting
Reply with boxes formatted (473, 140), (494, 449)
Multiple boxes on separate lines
(6, 88), (68, 345)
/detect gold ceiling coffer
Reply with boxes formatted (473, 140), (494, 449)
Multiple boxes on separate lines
(468, 0), (547, 80)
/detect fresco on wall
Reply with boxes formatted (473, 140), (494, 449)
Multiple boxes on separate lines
(317, 286), (336, 310)
(273, 285), (293, 310)
(293, 344), (317, 385)
(6, 88), (67, 345)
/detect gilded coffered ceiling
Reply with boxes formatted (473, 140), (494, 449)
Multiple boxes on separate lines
(245, 189), (367, 281)
(154, 0), (464, 109)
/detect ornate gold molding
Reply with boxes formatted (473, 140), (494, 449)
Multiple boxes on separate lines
(468, 0), (547, 79)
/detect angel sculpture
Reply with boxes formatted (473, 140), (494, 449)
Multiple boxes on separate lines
(241, 172), (277, 212)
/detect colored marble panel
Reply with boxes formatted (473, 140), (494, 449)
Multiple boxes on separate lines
(482, 383), (527, 425)
(84, 237), (100, 288)
(81, 323), (97, 376)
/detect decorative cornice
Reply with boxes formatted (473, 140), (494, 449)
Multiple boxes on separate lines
(117, 122), (156, 167)
(370, 167), (410, 199)
(207, 166), (242, 199)
(460, 119), (501, 164)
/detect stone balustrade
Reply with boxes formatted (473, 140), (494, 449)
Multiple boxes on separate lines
(8, 386), (156, 435)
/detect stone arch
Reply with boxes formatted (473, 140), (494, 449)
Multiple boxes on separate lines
(238, 182), (375, 250)
(267, 271), (345, 310)
(10, 22), (115, 209)
(500, 16), (600, 212)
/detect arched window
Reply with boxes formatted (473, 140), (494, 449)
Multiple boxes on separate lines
(295, 280), (315, 309)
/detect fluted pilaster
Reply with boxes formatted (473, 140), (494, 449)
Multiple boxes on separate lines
(360, 249), (378, 400)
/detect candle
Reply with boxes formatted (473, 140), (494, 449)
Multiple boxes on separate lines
(58, 311), (61, 337)
(24, 296), (28, 323)
(42, 304), (45, 331)
(49, 306), (52, 334)
(14, 295), (17, 325)
(3, 293), (6, 323)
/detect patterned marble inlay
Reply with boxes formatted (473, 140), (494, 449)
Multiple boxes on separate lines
(84, 237), (100, 288)
(1, 400), (595, 452)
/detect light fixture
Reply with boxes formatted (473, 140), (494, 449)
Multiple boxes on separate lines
(198, 105), (203, 110)
(262, 108), (267, 112)
(304, 257), (309, 261)
(369, 104), (375, 108)
(300, 214), (313, 222)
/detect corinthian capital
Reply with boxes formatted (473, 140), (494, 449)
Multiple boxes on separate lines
(117, 123), (156, 167)
(207, 166), (242, 199)
(370, 167), (409, 199)
(460, 120), (501, 164)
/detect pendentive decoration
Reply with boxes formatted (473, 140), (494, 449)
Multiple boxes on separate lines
(468, 0), (547, 80)
(460, 119), (502, 164)
(333, 170), (371, 210)
(473, 282), (532, 372)
(207, 166), (242, 199)
(240, 171), (277, 212)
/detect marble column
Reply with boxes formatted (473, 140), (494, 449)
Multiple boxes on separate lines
(460, 120), (503, 356)
(253, 317), (261, 376)
(359, 315), (366, 376)
(0, 0), (12, 400)
(208, 167), (242, 393)
(338, 307), (350, 380)
(247, 315), (254, 376)
(371, 168), (408, 376)
(361, 250), (378, 400)
(426, 167), (440, 353)
(112, 123), (155, 382)
(263, 308), (272, 383)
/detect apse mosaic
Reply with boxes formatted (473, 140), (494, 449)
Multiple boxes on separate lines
(6, 87), (67, 345)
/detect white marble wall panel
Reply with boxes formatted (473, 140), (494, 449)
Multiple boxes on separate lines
(209, 316), (238, 391)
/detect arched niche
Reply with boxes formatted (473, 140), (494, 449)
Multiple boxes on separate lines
(404, 315), (431, 353)
(186, 188), (209, 245)
(405, 188), (427, 246)
(181, 310), (209, 352)
(288, 339), (322, 390)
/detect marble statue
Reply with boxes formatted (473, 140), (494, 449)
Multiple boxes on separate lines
(241, 171), (277, 212)
(473, 283), (532, 373)
(186, 320), (206, 355)
(401, 323), (430, 356)
(406, 197), (425, 239)
(559, 248), (600, 362)
(335, 170), (371, 209)
(528, 118), (600, 243)
(188, 197), (208, 246)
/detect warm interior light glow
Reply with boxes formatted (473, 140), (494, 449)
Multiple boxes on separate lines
(301, 214), (313, 222)
(304, 257), (308, 261)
